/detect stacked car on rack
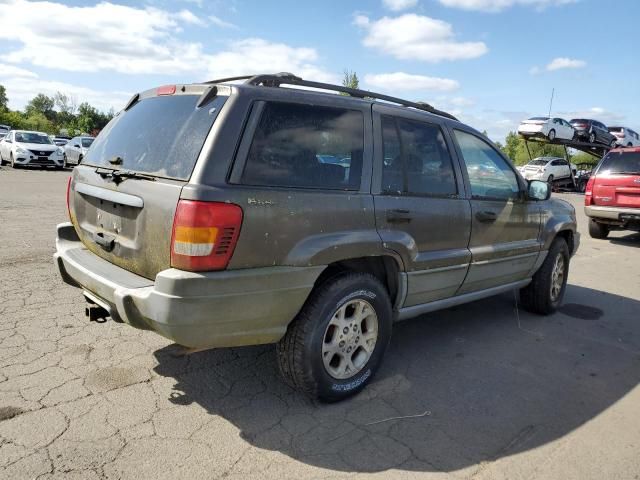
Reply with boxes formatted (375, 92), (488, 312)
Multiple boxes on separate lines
(517, 116), (629, 147)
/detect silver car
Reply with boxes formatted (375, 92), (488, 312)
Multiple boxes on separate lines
(64, 136), (95, 165)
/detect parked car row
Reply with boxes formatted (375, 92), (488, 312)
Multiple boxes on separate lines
(0, 129), (94, 169)
(517, 116), (639, 147)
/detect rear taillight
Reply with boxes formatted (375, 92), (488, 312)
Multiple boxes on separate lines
(170, 200), (243, 272)
(584, 176), (596, 206)
(66, 176), (72, 221)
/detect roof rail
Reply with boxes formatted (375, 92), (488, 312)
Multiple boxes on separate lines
(204, 72), (458, 121)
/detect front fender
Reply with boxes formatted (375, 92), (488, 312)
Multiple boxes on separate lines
(541, 198), (578, 251)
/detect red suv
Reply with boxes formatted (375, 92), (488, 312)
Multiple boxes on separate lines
(585, 147), (640, 238)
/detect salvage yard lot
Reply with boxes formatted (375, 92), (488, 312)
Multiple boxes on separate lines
(1, 168), (639, 480)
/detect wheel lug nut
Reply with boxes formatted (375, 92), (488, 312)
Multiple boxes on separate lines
(343, 327), (349, 334)
(339, 341), (345, 347)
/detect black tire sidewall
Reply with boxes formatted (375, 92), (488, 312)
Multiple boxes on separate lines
(305, 277), (392, 401)
(546, 241), (570, 311)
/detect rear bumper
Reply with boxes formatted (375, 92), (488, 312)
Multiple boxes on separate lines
(54, 222), (324, 348)
(585, 205), (640, 222)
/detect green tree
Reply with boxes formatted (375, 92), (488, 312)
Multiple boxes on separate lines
(342, 70), (359, 91)
(26, 93), (56, 121)
(0, 85), (8, 112)
(24, 112), (55, 133)
(502, 131), (520, 162)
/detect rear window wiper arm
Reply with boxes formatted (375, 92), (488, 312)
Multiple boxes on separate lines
(95, 167), (156, 182)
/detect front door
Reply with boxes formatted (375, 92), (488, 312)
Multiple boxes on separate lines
(449, 128), (542, 294)
(372, 107), (472, 307)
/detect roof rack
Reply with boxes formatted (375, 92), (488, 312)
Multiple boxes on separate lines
(204, 72), (458, 121)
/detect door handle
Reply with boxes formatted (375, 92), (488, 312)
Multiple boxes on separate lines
(476, 211), (497, 223)
(387, 209), (412, 223)
(94, 231), (116, 252)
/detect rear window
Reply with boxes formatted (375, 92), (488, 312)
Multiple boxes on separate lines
(528, 159), (548, 165)
(241, 102), (364, 190)
(529, 117), (549, 121)
(600, 151), (640, 174)
(571, 119), (589, 124)
(81, 138), (94, 148)
(83, 94), (226, 180)
(608, 127), (623, 133)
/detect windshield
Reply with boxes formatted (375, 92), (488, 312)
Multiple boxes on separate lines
(83, 94), (226, 180)
(529, 117), (549, 121)
(15, 132), (52, 144)
(528, 159), (549, 166)
(81, 138), (94, 148)
(601, 151), (640, 174)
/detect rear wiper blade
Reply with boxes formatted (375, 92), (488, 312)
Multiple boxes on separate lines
(95, 167), (156, 182)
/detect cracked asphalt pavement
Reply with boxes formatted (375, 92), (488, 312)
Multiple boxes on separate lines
(1, 168), (639, 480)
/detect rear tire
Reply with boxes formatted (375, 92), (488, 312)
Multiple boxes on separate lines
(588, 132), (596, 144)
(588, 219), (609, 239)
(547, 174), (554, 184)
(520, 237), (569, 315)
(276, 272), (392, 402)
(547, 129), (556, 141)
(610, 139), (617, 148)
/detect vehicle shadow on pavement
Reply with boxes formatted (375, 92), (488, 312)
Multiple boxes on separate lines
(153, 284), (640, 473)
(609, 232), (640, 248)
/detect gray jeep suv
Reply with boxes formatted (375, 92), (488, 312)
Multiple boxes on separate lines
(55, 73), (579, 401)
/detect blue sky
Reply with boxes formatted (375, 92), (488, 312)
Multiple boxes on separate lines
(0, 0), (637, 142)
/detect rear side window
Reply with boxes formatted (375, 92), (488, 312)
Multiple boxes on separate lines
(83, 94), (226, 180)
(600, 151), (640, 174)
(241, 102), (364, 190)
(381, 116), (457, 196)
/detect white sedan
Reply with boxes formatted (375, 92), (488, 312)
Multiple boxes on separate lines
(518, 117), (575, 141)
(518, 157), (576, 183)
(0, 130), (65, 169)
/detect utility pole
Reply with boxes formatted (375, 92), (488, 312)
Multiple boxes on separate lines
(548, 88), (555, 117)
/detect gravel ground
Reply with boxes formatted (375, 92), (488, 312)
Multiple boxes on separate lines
(1, 167), (639, 480)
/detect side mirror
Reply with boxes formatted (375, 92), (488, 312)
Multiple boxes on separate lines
(528, 180), (551, 201)
(73, 144), (81, 148)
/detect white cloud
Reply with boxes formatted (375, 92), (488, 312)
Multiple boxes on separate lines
(206, 38), (338, 83)
(177, 9), (206, 26)
(558, 107), (625, 125)
(354, 14), (488, 62)
(0, 0), (209, 75)
(546, 57), (586, 71)
(437, 0), (577, 12)
(365, 72), (459, 92)
(208, 15), (238, 29)
(0, 64), (130, 111)
(382, 0), (419, 11)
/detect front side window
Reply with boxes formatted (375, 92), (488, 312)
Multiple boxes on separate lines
(381, 116), (457, 196)
(454, 129), (520, 200)
(241, 102), (364, 190)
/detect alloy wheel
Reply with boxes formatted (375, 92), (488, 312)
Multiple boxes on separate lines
(550, 253), (565, 301)
(322, 299), (379, 380)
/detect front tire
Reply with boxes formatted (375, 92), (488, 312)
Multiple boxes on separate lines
(588, 132), (596, 144)
(520, 237), (570, 315)
(276, 272), (392, 402)
(10, 153), (17, 169)
(610, 139), (617, 148)
(547, 174), (554, 184)
(588, 219), (609, 239)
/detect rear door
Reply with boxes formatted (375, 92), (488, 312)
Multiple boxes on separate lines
(592, 150), (640, 208)
(372, 106), (471, 306)
(449, 128), (542, 293)
(69, 86), (229, 280)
